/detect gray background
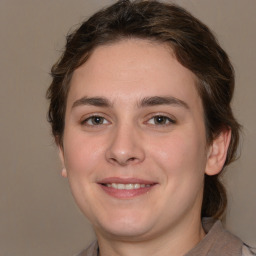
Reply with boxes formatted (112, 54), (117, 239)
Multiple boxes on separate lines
(0, 0), (255, 255)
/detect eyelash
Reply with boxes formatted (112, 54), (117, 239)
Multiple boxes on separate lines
(146, 115), (176, 126)
(81, 114), (176, 127)
(81, 115), (110, 126)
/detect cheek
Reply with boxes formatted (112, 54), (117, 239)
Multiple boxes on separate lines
(147, 130), (207, 181)
(63, 130), (105, 178)
(62, 130), (106, 216)
(145, 132), (207, 221)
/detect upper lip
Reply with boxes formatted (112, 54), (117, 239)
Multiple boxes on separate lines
(97, 177), (157, 185)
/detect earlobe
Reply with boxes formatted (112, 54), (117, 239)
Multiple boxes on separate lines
(61, 168), (68, 178)
(58, 145), (67, 178)
(205, 128), (231, 176)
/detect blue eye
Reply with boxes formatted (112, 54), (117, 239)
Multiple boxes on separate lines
(82, 116), (109, 126)
(147, 115), (175, 125)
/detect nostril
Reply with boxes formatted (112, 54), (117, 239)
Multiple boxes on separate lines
(109, 156), (138, 166)
(110, 158), (118, 163)
(105, 142), (145, 166)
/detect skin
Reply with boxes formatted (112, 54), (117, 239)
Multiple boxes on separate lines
(59, 39), (231, 256)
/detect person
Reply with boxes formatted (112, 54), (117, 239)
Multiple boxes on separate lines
(46, 1), (255, 255)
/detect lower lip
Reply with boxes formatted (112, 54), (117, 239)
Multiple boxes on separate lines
(99, 184), (155, 199)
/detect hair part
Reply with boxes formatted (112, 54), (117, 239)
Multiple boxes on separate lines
(47, 0), (241, 219)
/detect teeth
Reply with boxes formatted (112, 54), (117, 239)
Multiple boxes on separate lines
(134, 184), (140, 189)
(117, 184), (125, 189)
(106, 183), (151, 190)
(125, 184), (133, 189)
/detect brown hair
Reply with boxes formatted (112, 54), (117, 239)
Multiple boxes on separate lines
(47, 0), (240, 219)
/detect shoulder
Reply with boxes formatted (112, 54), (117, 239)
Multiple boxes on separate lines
(197, 218), (251, 256)
(74, 241), (98, 256)
(242, 244), (256, 256)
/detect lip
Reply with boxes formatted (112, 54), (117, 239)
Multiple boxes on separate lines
(97, 177), (157, 199)
(98, 177), (156, 185)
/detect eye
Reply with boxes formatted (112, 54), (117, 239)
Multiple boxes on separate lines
(82, 115), (109, 126)
(147, 115), (175, 126)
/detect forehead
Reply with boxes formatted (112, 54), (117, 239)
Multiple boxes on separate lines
(67, 39), (201, 110)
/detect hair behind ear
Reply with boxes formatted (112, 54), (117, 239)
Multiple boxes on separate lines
(202, 175), (227, 218)
(205, 128), (231, 176)
(202, 128), (231, 219)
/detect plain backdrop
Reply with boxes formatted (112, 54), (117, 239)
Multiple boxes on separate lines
(0, 0), (255, 255)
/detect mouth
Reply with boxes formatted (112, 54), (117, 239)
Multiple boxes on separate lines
(102, 183), (152, 189)
(98, 177), (157, 199)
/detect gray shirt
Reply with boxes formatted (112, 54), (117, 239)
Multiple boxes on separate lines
(76, 218), (255, 256)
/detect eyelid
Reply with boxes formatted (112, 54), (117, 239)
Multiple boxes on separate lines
(144, 113), (176, 126)
(80, 113), (111, 126)
(79, 112), (176, 127)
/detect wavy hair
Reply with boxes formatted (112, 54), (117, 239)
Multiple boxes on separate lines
(47, 0), (240, 218)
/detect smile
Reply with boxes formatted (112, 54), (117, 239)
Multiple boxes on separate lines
(98, 178), (157, 199)
(104, 183), (151, 189)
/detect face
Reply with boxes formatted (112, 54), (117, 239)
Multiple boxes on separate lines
(60, 39), (213, 241)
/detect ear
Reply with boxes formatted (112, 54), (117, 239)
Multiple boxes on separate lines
(205, 128), (231, 176)
(58, 145), (67, 178)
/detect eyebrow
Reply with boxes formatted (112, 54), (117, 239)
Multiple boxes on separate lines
(72, 97), (113, 108)
(72, 96), (189, 109)
(139, 96), (189, 109)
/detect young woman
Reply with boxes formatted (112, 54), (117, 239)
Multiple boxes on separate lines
(47, 1), (255, 255)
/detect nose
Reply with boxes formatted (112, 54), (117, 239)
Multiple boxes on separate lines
(105, 123), (145, 166)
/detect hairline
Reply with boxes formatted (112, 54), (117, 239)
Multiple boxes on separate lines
(60, 37), (212, 146)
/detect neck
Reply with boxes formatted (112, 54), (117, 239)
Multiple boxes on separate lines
(96, 214), (205, 256)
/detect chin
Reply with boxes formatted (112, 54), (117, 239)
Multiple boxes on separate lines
(97, 224), (153, 241)
(93, 211), (157, 240)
